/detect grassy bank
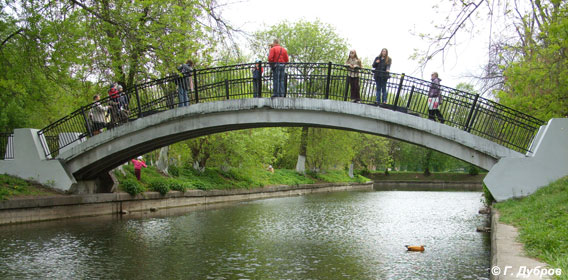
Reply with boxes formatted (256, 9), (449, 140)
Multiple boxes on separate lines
(113, 165), (370, 196)
(363, 171), (485, 182)
(0, 174), (62, 200)
(495, 176), (568, 279)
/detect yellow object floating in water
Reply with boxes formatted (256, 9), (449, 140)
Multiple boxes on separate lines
(405, 245), (425, 251)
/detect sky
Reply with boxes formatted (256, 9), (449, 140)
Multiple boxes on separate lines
(220, 0), (491, 89)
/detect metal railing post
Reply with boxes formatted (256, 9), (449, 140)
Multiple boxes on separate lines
(325, 62), (332, 99)
(81, 106), (93, 137)
(193, 69), (199, 103)
(225, 79), (230, 99)
(259, 62), (263, 98)
(406, 85), (415, 109)
(465, 94), (480, 132)
(393, 73), (405, 109)
(343, 77), (350, 101)
(135, 86), (142, 118)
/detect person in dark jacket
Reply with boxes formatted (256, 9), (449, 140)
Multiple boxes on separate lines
(428, 72), (445, 123)
(372, 48), (392, 104)
(177, 60), (194, 107)
(252, 61), (263, 97)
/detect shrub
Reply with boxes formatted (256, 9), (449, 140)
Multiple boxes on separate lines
(169, 165), (180, 177)
(169, 179), (192, 192)
(149, 178), (170, 195)
(122, 179), (144, 196)
(468, 165), (480, 176)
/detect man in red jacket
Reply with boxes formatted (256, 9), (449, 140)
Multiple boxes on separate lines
(268, 39), (289, 97)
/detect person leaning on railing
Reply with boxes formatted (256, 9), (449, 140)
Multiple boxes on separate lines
(346, 50), (363, 103)
(107, 83), (121, 129)
(176, 60), (194, 107)
(89, 94), (108, 135)
(372, 48), (392, 105)
(268, 39), (289, 97)
(252, 61), (263, 98)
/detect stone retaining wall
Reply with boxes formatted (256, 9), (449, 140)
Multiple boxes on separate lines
(0, 182), (373, 225)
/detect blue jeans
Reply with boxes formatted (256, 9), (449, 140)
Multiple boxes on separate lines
(375, 78), (388, 103)
(272, 64), (286, 97)
(178, 87), (189, 107)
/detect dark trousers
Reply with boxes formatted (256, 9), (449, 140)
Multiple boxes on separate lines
(347, 76), (360, 101)
(428, 110), (445, 123)
(135, 169), (141, 181)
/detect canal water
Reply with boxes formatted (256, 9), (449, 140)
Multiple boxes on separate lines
(0, 191), (490, 279)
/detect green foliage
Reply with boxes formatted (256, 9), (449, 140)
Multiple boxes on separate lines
(0, 174), (56, 200)
(121, 179), (145, 196)
(307, 170), (369, 184)
(0, 0), (223, 131)
(169, 179), (192, 192)
(495, 176), (568, 274)
(168, 165), (180, 177)
(482, 184), (494, 206)
(251, 19), (349, 64)
(496, 4), (568, 120)
(148, 178), (170, 195)
(468, 165), (480, 176)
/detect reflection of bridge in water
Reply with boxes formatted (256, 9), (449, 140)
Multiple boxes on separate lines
(1, 62), (566, 202)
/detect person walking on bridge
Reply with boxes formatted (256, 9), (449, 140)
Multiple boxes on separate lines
(131, 156), (147, 181)
(268, 39), (289, 97)
(428, 72), (445, 124)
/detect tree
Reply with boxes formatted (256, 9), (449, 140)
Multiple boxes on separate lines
(414, 0), (567, 119)
(0, 0), (234, 131)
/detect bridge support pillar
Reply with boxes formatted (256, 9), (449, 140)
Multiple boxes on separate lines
(72, 171), (117, 194)
(484, 118), (568, 202)
(0, 128), (77, 192)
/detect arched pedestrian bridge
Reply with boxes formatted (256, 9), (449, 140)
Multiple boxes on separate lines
(1, 62), (566, 201)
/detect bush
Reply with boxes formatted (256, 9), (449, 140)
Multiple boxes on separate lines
(122, 179), (144, 196)
(169, 165), (180, 177)
(468, 165), (480, 176)
(149, 178), (170, 195)
(169, 179), (192, 192)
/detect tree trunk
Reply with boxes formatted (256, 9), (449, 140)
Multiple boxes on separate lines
(156, 146), (169, 174)
(295, 127), (309, 173)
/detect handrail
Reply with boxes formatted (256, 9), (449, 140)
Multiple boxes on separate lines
(36, 62), (545, 158)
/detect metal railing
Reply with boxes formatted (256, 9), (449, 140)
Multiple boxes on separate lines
(37, 62), (545, 158)
(1, 133), (14, 160)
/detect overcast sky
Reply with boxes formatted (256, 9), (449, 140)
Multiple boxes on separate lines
(221, 0), (490, 89)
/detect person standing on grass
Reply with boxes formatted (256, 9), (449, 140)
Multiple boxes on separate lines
(131, 156), (147, 181)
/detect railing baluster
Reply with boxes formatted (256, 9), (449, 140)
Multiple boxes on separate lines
(393, 73), (405, 110)
(465, 94), (480, 132)
(193, 68), (199, 104)
(325, 62), (332, 99)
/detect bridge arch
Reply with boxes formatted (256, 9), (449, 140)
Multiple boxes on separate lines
(59, 98), (522, 180)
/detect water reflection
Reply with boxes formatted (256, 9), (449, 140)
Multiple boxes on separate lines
(0, 191), (489, 279)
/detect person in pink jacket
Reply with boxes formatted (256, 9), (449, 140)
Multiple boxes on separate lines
(131, 156), (147, 181)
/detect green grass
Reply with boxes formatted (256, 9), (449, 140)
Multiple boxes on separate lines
(113, 164), (368, 195)
(495, 176), (568, 279)
(0, 174), (60, 200)
(364, 171), (485, 182)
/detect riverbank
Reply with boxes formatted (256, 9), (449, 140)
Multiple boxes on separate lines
(492, 176), (568, 279)
(0, 182), (373, 225)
